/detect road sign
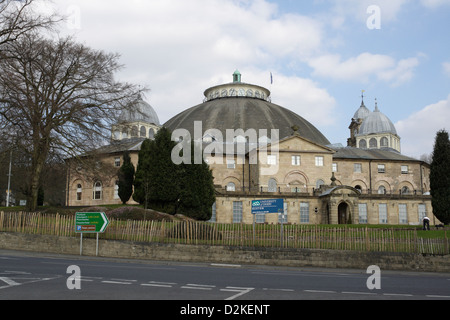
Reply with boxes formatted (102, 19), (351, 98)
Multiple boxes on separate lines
(251, 199), (284, 215)
(75, 212), (109, 233)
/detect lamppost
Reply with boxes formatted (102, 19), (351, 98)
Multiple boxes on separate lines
(6, 150), (12, 207)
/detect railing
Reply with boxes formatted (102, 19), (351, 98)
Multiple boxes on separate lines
(0, 212), (448, 255)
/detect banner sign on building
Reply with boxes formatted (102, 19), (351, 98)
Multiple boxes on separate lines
(251, 199), (284, 215)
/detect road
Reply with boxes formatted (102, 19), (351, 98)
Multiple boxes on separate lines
(1, 249), (449, 305)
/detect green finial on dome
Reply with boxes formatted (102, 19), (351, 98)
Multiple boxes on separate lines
(233, 70), (241, 83)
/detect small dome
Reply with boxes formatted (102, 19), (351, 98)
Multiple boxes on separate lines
(353, 101), (370, 120)
(359, 104), (397, 135)
(119, 96), (160, 125)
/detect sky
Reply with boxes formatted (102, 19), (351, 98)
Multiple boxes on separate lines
(41, 0), (450, 159)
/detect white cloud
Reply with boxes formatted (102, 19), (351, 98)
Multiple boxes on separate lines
(308, 53), (420, 86)
(443, 62), (450, 77)
(420, 0), (450, 8)
(396, 95), (450, 158)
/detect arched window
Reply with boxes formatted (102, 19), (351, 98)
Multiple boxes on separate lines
(401, 186), (410, 195)
(226, 182), (236, 192)
(76, 184), (82, 201)
(122, 128), (128, 139)
(149, 128), (155, 139)
(378, 186), (386, 194)
(93, 181), (102, 200)
(369, 138), (378, 148)
(140, 126), (147, 137)
(380, 137), (389, 147)
(268, 178), (277, 192)
(359, 139), (367, 149)
(316, 179), (325, 189)
(113, 130), (120, 140)
(131, 126), (138, 137)
(355, 185), (362, 193)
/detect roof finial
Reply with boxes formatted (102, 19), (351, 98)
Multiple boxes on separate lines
(233, 70), (241, 83)
(374, 98), (379, 112)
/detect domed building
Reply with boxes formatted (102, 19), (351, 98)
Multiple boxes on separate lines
(66, 72), (438, 227)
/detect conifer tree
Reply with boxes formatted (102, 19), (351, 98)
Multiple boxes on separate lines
(118, 151), (135, 204)
(133, 139), (152, 207)
(177, 141), (216, 221)
(430, 129), (450, 225)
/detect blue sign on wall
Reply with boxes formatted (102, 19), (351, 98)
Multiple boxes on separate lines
(251, 199), (284, 215)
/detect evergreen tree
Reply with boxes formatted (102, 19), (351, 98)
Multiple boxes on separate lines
(118, 151), (135, 204)
(430, 129), (450, 225)
(133, 139), (152, 206)
(177, 141), (216, 221)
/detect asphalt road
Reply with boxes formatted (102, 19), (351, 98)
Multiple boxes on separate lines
(1, 249), (449, 305)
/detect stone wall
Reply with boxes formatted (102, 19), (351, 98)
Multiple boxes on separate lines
(1, 232), (449, 272)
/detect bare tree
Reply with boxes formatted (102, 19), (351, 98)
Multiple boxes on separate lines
(0, 0), (60, 48)
(0, 33), (144, 210)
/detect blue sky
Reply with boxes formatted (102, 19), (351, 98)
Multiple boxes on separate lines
(45, 0), (450, 159)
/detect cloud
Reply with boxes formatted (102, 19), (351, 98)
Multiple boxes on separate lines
(420, 0), (450, 8)
(443, 62), (450, 77)
(308, 53), (420, 86)
(44, 0), (330, 124)
(395, 95), (450, 158)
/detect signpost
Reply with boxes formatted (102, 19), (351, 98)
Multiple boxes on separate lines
(75, 212), (109, 256)
(251, 199), (285, 246)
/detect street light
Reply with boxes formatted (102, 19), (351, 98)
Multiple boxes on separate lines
(6, 150), (12, 207)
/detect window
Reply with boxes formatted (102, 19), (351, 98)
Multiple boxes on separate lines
(233, 201), (243, 223)
(114, 157), (121, 167)
(378, 164), (385, 173)
(279, 202), (288, 224)
(418, 204), (427, 222)
(369, 138), (378, 148)
(93, 181), (102, 200)
(76, 184), (82, 201)
(401, 165), (409, 174)
(401, 186), (410, 195)
(359, 139), (367, 149)
(354, 163), (362, 173)
(399, 204), (408, 224)
(209, 203), (216, 222)
(149, 128), (155, 139)
(255, 213), (265, 224)
(332, 163), (338, 172)
(358, 203), (368, 224)
(227, 159), (236, 169)
(140, 126), (147, 137)
(316, 179), (325, 189)
(380, 137), (389, 147)
(300, 202), (309, 223)
(315, 156), (324, 167)
(114, 180), (119, 199)
(131, 126), (138, 137)
(267, 155), (277, 165)
(268, 178), (277, 192)
(226, 182), (236, 192)
(379, 204), (388, 224)
(292, 155), (301, 166)
(378, 186), (386, 194)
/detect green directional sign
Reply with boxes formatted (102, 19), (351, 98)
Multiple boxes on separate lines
(75, 212), (109, 233)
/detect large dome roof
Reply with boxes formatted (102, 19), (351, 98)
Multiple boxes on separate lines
(359, 104), (397, 135)
(119, 96), (160, 125)
(164, 97), (330, 145)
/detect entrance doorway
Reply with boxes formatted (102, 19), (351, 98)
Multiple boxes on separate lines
(338, 202), (348, 224)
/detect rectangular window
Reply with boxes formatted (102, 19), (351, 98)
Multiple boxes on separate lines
(292, 155), (301, 166)
(332, 163), (338, 172)
(399, 204), (408, 224)
(418, 204), (427, 222)
(358, 203), (368, 224)
(401, 165), (409, 174)
(354, 163), (362, 173)
(279, 202), (288, 224)
(378, 164), (385, 173)
(114, 157), (121, 167)
(255, 213), (266, 224)
(379, 203), (388, 224)
(315, 156), (324, 167)
(300, 202), (309, 223)
(267, 155), (277, 165)
(227, 159), (236, 169)
(233, 201), (243, 223)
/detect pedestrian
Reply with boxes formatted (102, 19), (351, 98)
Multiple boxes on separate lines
(423, 216), (430, 231)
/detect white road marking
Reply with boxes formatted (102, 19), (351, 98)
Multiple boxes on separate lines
(304, 289), (336, 294)
(221, 287), (255, 300)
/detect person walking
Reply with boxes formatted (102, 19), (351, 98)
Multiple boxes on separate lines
(423, 216), (430, 231)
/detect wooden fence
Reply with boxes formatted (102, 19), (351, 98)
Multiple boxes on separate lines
(0, 212), (448, 255)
